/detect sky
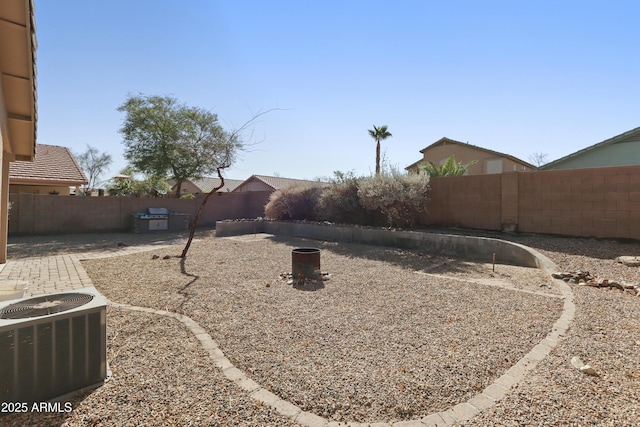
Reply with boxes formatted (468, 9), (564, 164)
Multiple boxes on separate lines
(34, 1), (640, 184)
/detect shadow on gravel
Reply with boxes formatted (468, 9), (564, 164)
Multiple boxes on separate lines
(265, 234), (494, 276)
(7, 230), (214, 259)
(415, 227), (640, 261)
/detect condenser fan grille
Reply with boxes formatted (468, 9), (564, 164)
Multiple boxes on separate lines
(0, 293), (94, 319)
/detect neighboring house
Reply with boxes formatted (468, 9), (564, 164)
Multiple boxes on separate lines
(406, 137), (536, 175)
(168, 177), (244, 197)
(0, 0), (37, 263)
(540, 126), (640, 170)
(9, 144), (88, 195)
(232, 174), (327, 192)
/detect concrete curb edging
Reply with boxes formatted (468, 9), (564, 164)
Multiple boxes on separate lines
(216, 220), (553, 269)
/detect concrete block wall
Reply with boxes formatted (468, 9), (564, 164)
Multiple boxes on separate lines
(6, 165), (640, 240)
(421, 164), (640, 240)
(517, 165), (640, 239)
(418, 173), (502, 230)
(7, 191), (272, 236)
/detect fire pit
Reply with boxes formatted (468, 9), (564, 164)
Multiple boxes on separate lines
(292, 248), (321, 286)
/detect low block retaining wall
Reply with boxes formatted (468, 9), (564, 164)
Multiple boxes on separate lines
(215, 220), (557, 273)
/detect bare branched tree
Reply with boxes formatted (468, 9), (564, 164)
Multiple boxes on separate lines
(180, 109), (277, 258)
(76, 145), (113, 194)
(528, 152), (549, 167)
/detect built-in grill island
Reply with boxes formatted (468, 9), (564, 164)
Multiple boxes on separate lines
(132, 208), (189, 233)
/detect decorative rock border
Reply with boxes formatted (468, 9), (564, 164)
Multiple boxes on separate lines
(552, 270), (640, 297)
(108, 301), (328, 427)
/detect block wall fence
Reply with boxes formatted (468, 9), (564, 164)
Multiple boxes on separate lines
(8, 191), (272, 236)
(6, 165), (640, 240)
(420, 164), (640, 240)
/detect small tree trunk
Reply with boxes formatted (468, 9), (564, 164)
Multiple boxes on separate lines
(180, 167), (225, 258)
(375, 140), (381, 175)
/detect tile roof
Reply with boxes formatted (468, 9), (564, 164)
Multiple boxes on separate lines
(248, 175), (328, 190)
(168, 177), (244, 193)
(190, 177), (244, 193)
(9, 144), (88, 185)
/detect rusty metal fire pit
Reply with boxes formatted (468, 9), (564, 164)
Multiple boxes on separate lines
(292, 248), (321, 285)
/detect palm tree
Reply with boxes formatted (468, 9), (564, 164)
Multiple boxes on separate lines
(418, 155), (477, 177)
(368, 125), (392, 175)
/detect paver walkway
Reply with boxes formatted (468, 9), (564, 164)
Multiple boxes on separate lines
(0, 235), (575, 427)
(0, 242), (182, 297)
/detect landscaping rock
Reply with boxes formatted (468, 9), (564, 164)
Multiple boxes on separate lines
(616, 256), (640, 267)
(553, 271), (640, 296)
(571, 356), (598, 376)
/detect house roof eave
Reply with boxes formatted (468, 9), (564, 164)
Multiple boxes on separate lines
(540, 126), (640, 170)
(417, 137), (537, 170)
(0, 0), (37, 162)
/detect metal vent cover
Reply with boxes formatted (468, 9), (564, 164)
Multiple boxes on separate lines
(0, 293), (94, 319)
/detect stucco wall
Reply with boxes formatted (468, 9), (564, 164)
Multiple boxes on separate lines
(541, 139), (640, 170)
(10, 185), (75, 195)
(233, 180), (272, 192)
(417, 143), (533, 175)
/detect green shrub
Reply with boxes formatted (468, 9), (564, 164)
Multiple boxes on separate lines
(357, 173), (430, 228)
(132, 176), (172, 197)
(180, 193), (196, 199)
(107, 178), (133, 196)
(264, 184), (324, 221)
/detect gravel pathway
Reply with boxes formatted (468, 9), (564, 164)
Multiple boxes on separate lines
(2, 230), (639, 426)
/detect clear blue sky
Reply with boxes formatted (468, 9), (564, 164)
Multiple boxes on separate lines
(35, 1), (640, 184)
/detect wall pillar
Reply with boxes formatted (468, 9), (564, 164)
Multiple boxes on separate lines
(501, 171), (519, 232)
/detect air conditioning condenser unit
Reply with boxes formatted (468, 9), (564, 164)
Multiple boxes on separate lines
(0, 287), (107, 403)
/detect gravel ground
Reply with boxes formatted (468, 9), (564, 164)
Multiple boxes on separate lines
(5, 230), (199, 259)
(2, 230), (639, 426)
(459, 234), (640, 427)
(2, 306), (298, 427)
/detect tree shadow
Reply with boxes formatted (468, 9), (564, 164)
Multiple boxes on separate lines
(7, 231), (193, 259)
(176, 256), (200, 312)
(264, 233), (493, 276)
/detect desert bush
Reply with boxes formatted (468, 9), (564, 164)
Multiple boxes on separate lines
(357, 173), (430, 228)
(264, 184), (324, 221)
(317, 171), (381, 225)
(132, 176), (172, 197)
